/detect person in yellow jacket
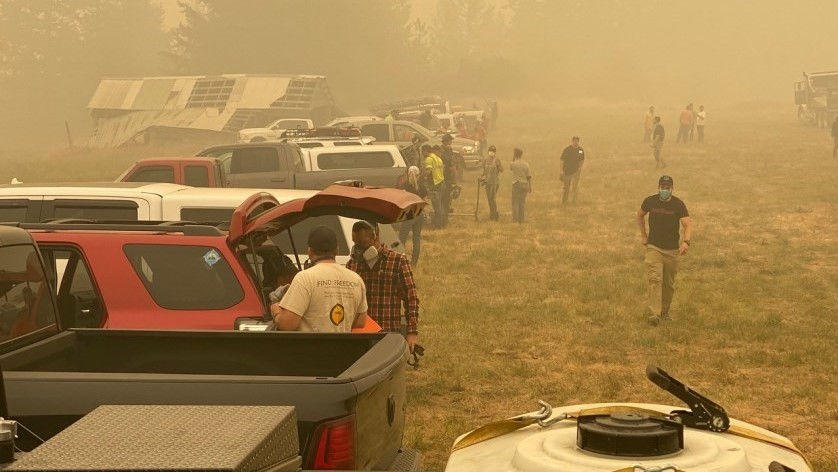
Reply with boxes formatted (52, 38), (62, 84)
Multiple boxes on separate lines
(422, 144), (446, 228)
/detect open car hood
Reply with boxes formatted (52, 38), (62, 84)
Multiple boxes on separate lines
(227, 184), (427, 246)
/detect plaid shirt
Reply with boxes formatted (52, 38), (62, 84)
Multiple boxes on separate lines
(346, 244), (419, 334)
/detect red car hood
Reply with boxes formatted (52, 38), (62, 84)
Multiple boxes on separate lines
(227, 184), (426, 246)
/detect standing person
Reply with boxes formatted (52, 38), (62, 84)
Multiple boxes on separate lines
(559, 136), (585, 205)
(474, 118), (488, 157)
(398, 166), (427, 265)
(643, 106), (656, 142)
(481, 144), (503, 221)
(439, 134), (458, 211)
(509, 148), (532, 224)
(695, 105), (706, 143)
(422, 144), (446, 228)
(677, 104), (693, 144)
(832, 115), (838, 158)
(271, 226), (368, 332)
(348, 221), (420, 352)
(652, 116), (666, 168)
(637, 176), (691, 326)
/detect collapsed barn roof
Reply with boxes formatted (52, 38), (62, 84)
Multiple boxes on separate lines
(87, 74), (337, 147)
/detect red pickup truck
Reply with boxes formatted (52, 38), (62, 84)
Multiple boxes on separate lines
(20, 185), (425, 331)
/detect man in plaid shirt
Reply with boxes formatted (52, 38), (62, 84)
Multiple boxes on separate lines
(346, 220), (420, 352)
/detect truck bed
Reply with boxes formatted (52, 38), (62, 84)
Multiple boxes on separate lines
(0, 330), (409, 469)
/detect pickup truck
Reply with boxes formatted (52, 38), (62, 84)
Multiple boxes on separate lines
(8, 185), (424, 331)
(236, 117), (314, 143)
(0, 201), (421, 470)
(118, 142), (407, 189)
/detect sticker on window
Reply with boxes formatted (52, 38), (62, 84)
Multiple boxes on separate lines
(203, 249), (221, 267)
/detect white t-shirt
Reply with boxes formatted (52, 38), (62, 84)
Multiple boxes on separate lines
(279, 262), (368, 332)
(696, 111), (706, 126)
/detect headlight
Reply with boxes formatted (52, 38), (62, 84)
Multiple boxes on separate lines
(462, 145), (475, 153)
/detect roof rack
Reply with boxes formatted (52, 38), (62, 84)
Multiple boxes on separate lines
(280, 127), (362, 139)
(7, 220), (226, 237)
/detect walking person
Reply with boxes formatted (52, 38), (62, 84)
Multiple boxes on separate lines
(676, 104), (693, 144)
(643, 106), (655, 143)
(696, 105), (706, 143)
(348, 221), (421, 353)
(398, 166), (427, 266)
(480, 144), (503, 221)
(636, 176), (691, 326)
(422, 144), (446, 228)
(560, 136), (585, 205)
(439, 134), (458, 211)
(652, 117), (666, 168)
(832, 115), (838, 158)
(509, 148), (531, 224)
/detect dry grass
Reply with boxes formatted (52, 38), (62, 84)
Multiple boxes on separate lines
(1, 101), (835, 470)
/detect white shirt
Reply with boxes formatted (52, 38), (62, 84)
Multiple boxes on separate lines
(696, 110), (706, 126)
(279, 262), (368, 332)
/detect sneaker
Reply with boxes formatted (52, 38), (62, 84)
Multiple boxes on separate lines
(648, 315), (661, 326)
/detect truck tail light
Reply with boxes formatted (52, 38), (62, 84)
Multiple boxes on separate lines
(309, 415), (356, 470)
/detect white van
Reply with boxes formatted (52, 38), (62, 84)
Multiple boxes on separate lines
(0, 183), (404, 261)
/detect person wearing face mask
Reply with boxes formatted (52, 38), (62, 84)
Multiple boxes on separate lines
(480, 144), (503, 221)
(637, 175), (691, 326)
(347, 220), (420, 353)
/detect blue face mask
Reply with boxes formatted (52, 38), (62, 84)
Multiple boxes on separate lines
(659, 188), (672, 200)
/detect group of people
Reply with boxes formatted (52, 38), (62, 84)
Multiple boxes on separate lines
(643, 104), (707, 168)
(270, 221), (421, 352)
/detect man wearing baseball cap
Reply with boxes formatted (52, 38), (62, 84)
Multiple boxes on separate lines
(271, 226), (368, 333)
(637, 175), (692, 326)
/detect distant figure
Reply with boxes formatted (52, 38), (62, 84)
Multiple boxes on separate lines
(439, 134), (458, 212)
(474, 119), (488, 157)
(422, 144), (446, 228)
(677, 104), (693, 144)
(832, 115), (838, 158)
(402, 135), (423, 168)
(419, 110), (432, 129)
(637, 176), (691, 326)
(398, 166), (427, 266)
(652, 117), (666, 168)
(509, 148), (532, 224)
(643, 106), (656, 143)
(695, 105), (706, 143)
(481, 144), (503, 221)
(559, 136), (585, 205)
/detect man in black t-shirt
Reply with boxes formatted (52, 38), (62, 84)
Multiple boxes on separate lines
(560, 136), (585, 205)
(637, 175), (691, 325)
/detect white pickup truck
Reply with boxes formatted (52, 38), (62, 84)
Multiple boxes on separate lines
(236, 118), (314, 143)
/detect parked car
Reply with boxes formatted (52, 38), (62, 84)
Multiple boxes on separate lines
(236, 118), (314, 143)
(0, 224), (420, 471)
(0, 183), (408, 264)
(335, 119), (482, 169)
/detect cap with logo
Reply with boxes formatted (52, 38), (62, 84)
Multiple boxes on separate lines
(658, 175), (674, 186)
(351, 220), (378, 237)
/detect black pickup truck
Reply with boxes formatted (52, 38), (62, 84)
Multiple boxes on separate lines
(0, 225), (419, 471)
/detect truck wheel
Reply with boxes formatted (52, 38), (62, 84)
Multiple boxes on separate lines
(250, 137), (267, 143)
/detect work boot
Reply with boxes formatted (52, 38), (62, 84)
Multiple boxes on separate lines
(661, 311), (672, 321)
(648, 315), (661, 326)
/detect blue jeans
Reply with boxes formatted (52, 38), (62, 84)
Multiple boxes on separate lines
(511, 182), (528, 223)
(399, 215), (423, 266)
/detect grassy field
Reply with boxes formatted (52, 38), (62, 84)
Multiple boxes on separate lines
(1, 101), (836, 470)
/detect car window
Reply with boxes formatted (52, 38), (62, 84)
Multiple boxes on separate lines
(275, 119), (310, 130)
(184, 165), (211, 187)
(393, 124), (417, 142)
(316, 151), (395, 170)
(270, 215), (350, 256)
(229, 147), (286, 174)
(123, 244), (244, 310)
(360, 124), (390, 142)
(334, 141), (362, 146)
(41, 248), (105, 328)
(0, 244), (58, 343)
(0, 201), (30, 222)
(129, 166), (174, 183)
(50, 200), (138, 221)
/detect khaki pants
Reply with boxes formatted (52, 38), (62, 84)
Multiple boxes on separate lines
(645, 245), (680, 317)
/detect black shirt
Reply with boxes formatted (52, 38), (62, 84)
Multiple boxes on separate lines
(653, 124), (665, 141)
(641, 194), (689, 250)
(560, 145), (585, 174)
(440, 147), (456, 180)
